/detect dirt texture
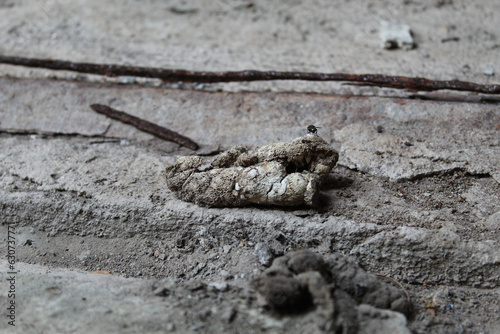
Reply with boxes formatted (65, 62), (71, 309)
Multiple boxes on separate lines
(0, 1), (499, 334)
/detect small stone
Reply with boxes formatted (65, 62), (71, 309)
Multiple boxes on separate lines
(254, 242), (274, 267)
(483, 69), (495, 76)
(117, 76), (137, 84)
(207, 281), (229, 292)
(380, 21), (415, 50)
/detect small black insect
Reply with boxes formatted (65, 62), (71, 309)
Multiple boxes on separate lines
(307, 125), (320, 134)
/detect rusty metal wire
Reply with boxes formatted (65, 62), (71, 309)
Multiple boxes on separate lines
(1, 55), (499, 94)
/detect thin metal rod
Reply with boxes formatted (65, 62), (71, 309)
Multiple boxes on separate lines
(90, 104), (199, 150)
(1, 55), (499, 94)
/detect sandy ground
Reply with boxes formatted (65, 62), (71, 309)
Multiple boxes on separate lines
(0, 1), (499, 333)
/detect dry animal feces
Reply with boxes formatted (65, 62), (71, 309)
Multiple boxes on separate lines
(165, 134), (338, 207)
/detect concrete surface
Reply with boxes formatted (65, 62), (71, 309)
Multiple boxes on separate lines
(0, 1), (499, 333)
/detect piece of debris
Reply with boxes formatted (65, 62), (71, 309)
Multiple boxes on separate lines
(483, 69), (495, 76)
(168, 4), (198, 14)
(45, 286), (62, 295)
(165, 133), (339, 207)
(207, 282), (229, 292)
(441, 37), (460, 43)
(90, 104), (199, 150)
(380, 21), (415, 50)
(253, 242), (274, 267)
